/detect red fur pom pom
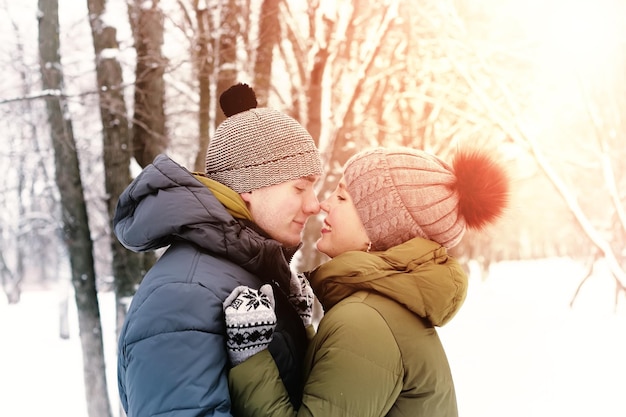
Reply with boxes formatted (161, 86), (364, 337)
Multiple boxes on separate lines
(452, 149), (509, 230)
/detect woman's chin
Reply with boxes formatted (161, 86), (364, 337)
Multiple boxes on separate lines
(315, 239), (331, 258)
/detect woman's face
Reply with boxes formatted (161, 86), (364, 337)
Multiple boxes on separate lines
(316, 176), (370, 258)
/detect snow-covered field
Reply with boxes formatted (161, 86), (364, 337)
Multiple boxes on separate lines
(439, 258), (626, 417)
(1, 257), (625, 417)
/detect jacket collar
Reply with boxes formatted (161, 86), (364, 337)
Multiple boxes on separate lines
(308, 237), (467, 326)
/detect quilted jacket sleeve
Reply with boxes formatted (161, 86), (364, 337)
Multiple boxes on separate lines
(119, 281), (233, 417)
(228, 300), (403, 417)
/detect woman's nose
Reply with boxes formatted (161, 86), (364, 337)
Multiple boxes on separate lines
(319, 197), (330, 213)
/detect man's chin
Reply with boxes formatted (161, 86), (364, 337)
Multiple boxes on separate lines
(278, 234), (302, 248)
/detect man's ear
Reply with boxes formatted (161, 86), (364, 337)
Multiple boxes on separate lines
(240, 191), (252, 203)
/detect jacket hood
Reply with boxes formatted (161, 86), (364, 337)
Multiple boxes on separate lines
(308, 237), (467, 326)
(113, 154), (298, 285)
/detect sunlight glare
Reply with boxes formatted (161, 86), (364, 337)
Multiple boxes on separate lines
(507, 0), (624, 74)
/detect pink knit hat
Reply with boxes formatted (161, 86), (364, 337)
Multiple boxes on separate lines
(343, 147), (509, 251)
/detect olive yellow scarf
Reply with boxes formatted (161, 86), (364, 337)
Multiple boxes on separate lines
(193, 173), (252, 221)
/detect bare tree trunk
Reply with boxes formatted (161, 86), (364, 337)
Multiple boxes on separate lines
(302, 2), (332, 143)
(37, 1), (111, 417)
(192, 1), (214, 172)
(253, 0), (280, 106)
(86, 0), (147, 388)
(0, 249), (20, 304)
(87, 7), (151, 415)
(128, 0), (168, 168)
(216, 0), (239, 127)
(13, 142), (26, 304)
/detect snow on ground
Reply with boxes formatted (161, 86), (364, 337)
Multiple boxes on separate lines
(439, 258), (626, 417)
(1, 257), (625, 417)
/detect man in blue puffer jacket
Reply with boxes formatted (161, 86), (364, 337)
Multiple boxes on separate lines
(113, 84), (323, 417)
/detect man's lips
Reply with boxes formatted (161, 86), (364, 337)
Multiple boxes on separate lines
(293, 219), (309, 230)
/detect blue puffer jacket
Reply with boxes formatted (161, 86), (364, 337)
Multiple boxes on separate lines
(113, 154), (307, 417)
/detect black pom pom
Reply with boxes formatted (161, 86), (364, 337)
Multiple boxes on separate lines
(219, 83), (258, 117)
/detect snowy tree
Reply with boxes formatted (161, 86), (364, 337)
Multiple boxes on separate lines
(37, 0), (111, 416)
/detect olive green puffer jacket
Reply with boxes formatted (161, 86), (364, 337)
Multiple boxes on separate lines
(229, 237), (467, 417)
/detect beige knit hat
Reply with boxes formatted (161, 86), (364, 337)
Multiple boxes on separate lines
(205, 84), (323, 193)
(343, 147), (509, 251)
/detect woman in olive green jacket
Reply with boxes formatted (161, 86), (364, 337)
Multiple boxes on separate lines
(225, 147), (509, 417)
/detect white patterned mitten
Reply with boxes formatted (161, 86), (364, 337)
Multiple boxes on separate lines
(223, 285), (276, 366)
(288, 272), (314, 328)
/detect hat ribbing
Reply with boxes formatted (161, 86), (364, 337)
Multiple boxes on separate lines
(205, 108), (322, 193)
(343, 147), (508, 251)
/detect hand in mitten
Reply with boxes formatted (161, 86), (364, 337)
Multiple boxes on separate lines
(288, 272), (314, 328)
(223, 285), (276, 366)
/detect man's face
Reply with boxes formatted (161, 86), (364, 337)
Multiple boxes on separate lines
(240, 176), (321, 247)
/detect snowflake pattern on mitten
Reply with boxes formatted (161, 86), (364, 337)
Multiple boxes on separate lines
(288, 272), (314, 327)
(223, 285), (276, 365)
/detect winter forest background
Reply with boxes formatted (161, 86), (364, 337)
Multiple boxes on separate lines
(0, 0), (625, 416)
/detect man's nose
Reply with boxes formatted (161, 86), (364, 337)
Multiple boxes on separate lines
(304, 193), (321, 215)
